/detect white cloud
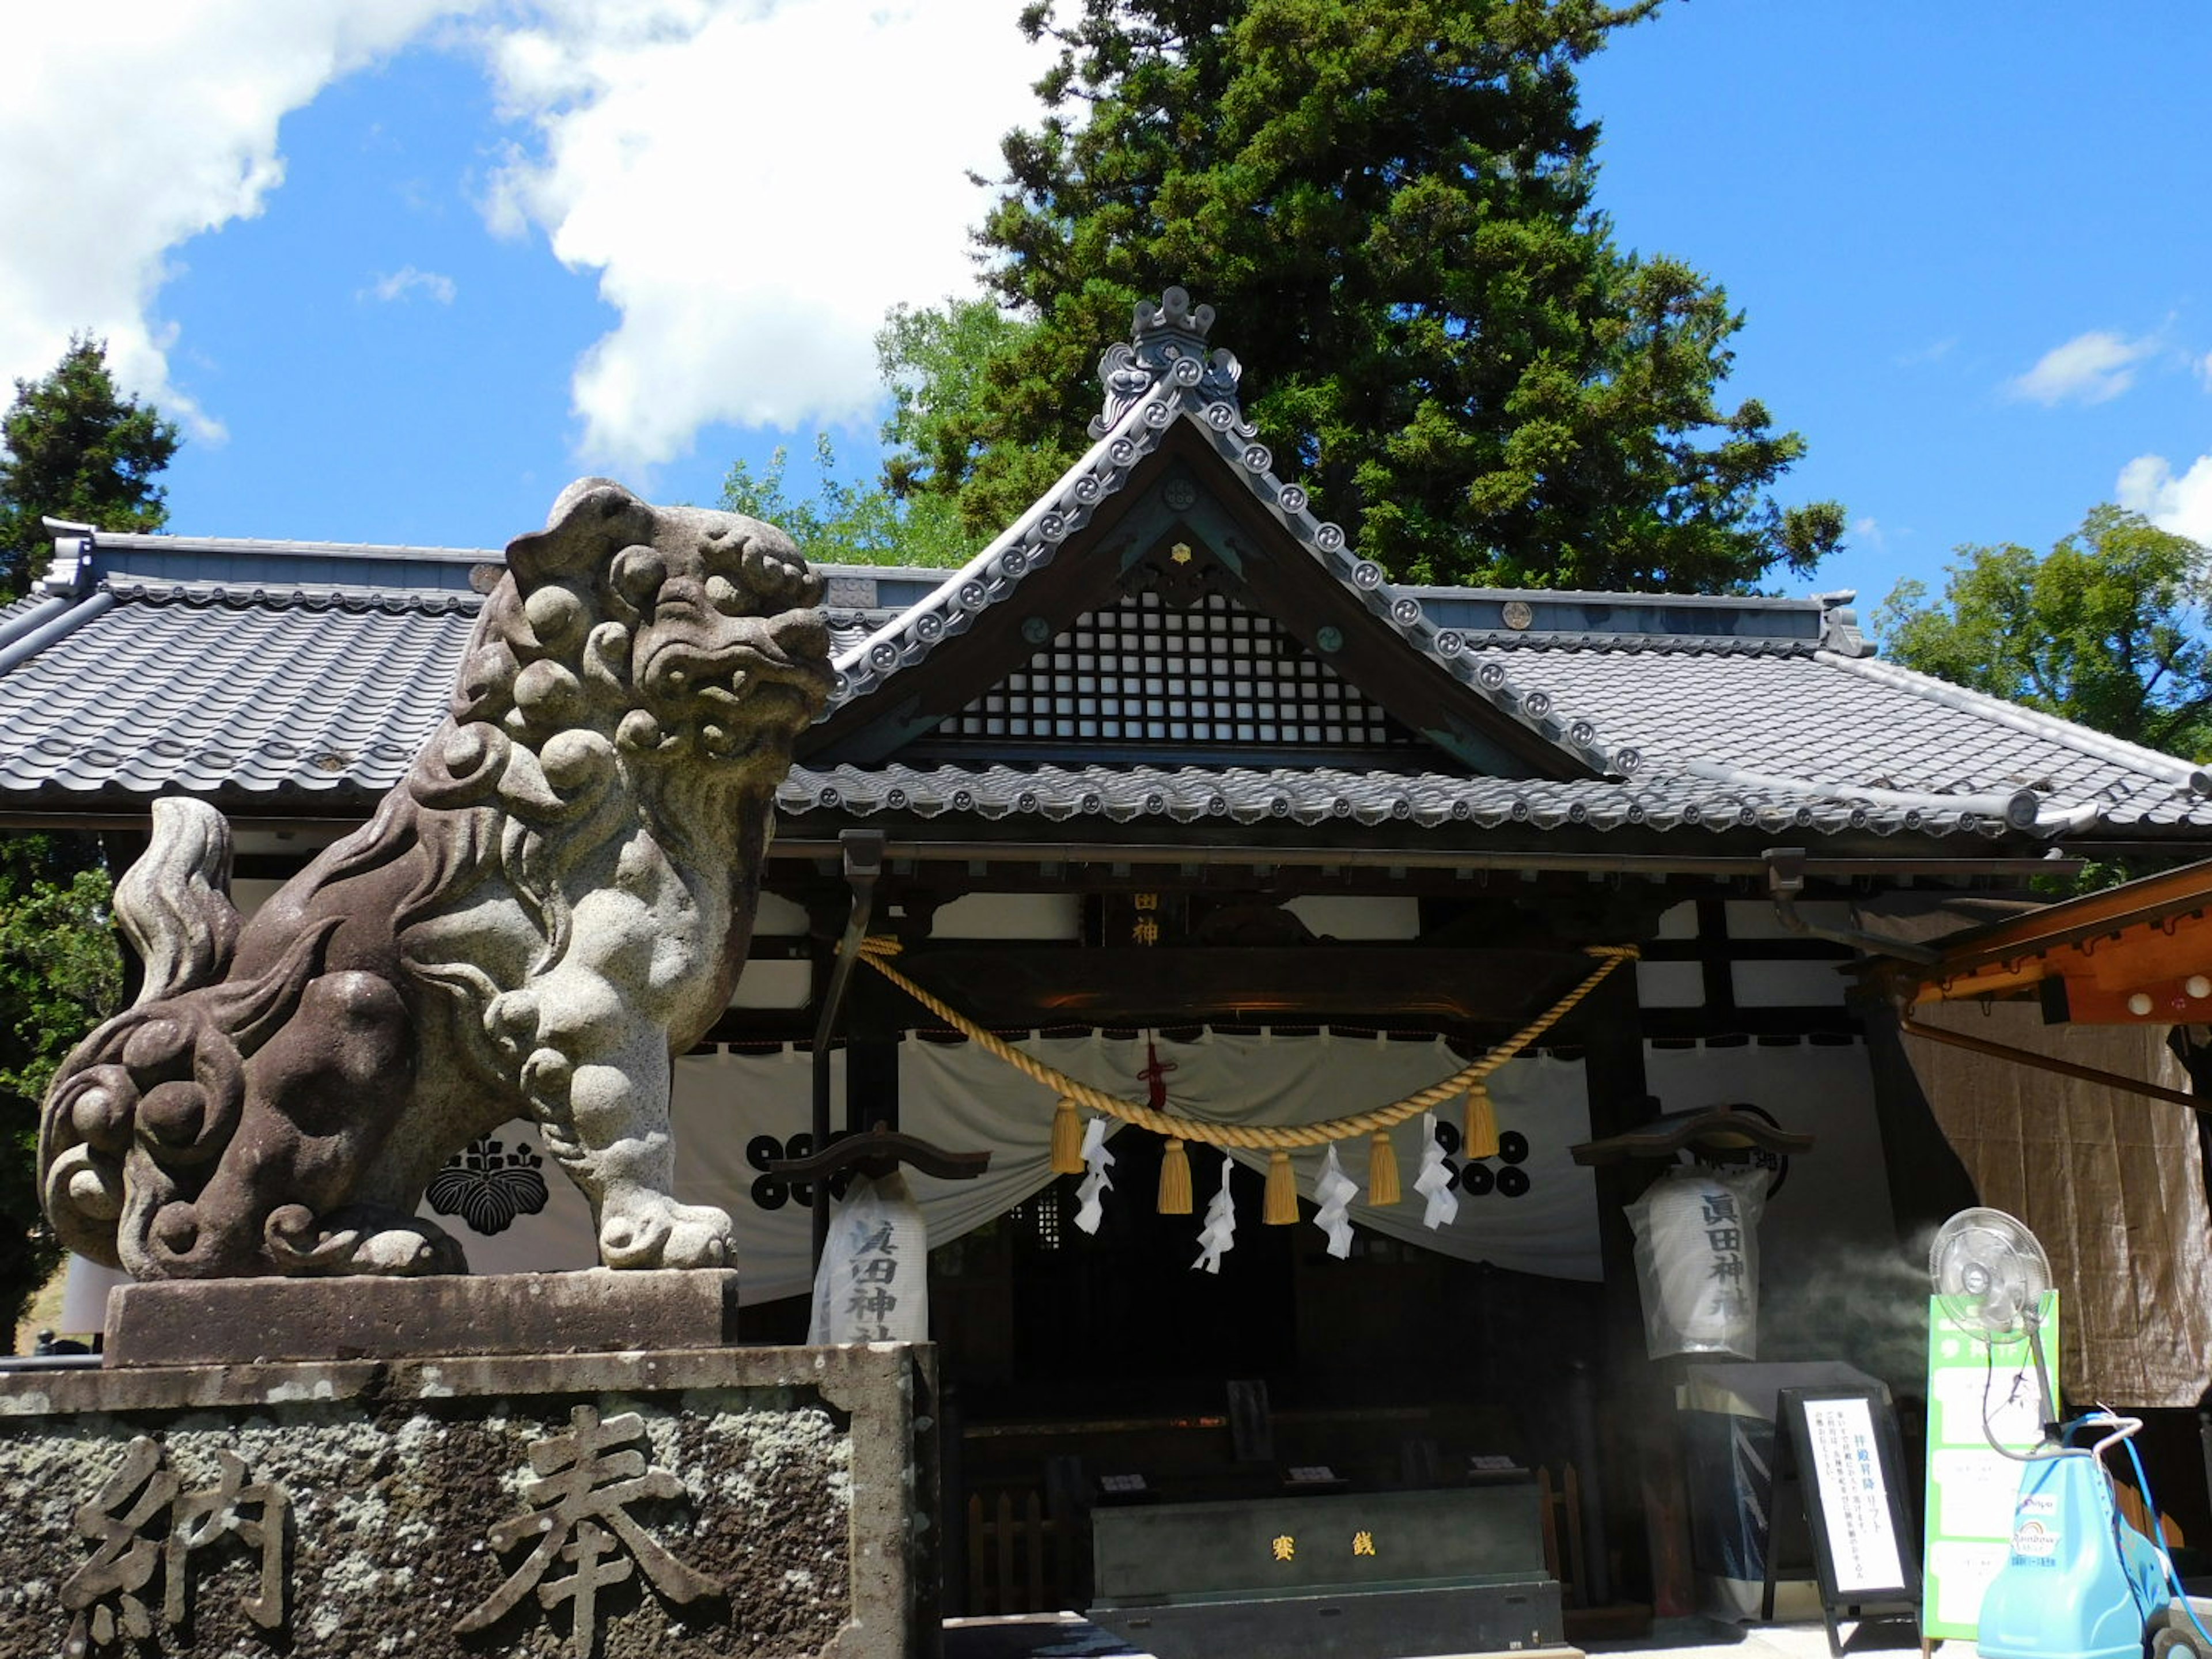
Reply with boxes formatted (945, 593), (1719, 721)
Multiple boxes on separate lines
(1851, 515), (1888, 551)
(363, 266), (459, 305)
(1, 2), (1050, 470)
(2005, 329), (2154, 406)
(0, 1), (486, 440)
(477, 0), (1053, 471)
(2118, 453), (2212, 544)
(1892, 337), (1955, 368)
(2198, 349), (2212, 392)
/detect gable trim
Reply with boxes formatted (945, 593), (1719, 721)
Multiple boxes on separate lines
(818, 289), (1638, 782)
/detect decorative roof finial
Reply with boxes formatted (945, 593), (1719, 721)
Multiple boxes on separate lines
(1812, 589), (1873, 657)
(1090, 286), (1244, 438)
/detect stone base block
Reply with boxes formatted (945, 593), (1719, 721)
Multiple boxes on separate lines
(0, 1342), (937, 1658)
(104, 1267), (744, 1367)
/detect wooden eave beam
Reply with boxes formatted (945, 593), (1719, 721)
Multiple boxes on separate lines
(1906, 855), (2212, 981)
(1901, 887), (2212, 1019)
(872, 943), (1601, 1029)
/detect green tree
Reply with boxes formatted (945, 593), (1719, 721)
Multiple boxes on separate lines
(721, 433), (907, 565)
(0, 839), (121, 1343)
(1876, 506), (2212, 758)
(876, 296), (1051, 557)
(0, 335), (162, 1343)
(938, 0), (1842, 590)
(0, 335), (179, 597)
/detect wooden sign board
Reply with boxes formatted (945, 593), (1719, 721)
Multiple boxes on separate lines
(1771, 1385), (1922, 1656)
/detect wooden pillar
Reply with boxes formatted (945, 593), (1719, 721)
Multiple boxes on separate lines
(845, 972), (904, 1136)
(1579, 965), (1696, 1620)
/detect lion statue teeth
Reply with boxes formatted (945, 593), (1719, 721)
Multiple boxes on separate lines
(39, 478), (834, 1278)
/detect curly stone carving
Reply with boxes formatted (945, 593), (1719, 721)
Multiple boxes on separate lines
(1090, 286), (1246, 437)
(40, 479), (832, 1279)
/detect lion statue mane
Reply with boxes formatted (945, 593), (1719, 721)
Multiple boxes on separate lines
(39, 478), (833, 1278)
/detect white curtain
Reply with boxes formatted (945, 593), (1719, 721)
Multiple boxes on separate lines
(422, 1031), (1602, 1302)
(56, 1033), (1892, 1319)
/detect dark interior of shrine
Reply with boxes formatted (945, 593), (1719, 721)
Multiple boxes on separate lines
(744, 1132), (1613, 1618)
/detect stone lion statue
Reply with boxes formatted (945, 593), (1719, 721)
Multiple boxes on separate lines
(39, 479), (832, 1277)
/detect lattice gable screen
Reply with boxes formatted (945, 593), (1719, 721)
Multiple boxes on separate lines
(938, 589), (1417, 748)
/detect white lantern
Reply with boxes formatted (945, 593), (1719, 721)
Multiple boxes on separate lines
(809, 1171), (930, 1344)
(1626, 1164), (1767, 1359)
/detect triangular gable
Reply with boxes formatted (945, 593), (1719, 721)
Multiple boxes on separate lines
(801, 290), (1624, 782)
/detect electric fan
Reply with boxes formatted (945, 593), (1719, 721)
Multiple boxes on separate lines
(1931, 1206), (2058, 1433)
(1927, 1208), (2188, 1659)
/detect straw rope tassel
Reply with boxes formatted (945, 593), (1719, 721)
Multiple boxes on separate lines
(1367, 1130), (1402, 1206)
(1263, 1150), (1299, 1225)
(850, 936), (1634, 1155)
(1464, 1082), (1501, 1160)
(1158, 1137), (1193, 1214)
(1050, 1097), (1084, 1175)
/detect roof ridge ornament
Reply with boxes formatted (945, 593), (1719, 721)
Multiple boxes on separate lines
(1812, 588), (1874, 658)
(1090, 285), (1244, 438)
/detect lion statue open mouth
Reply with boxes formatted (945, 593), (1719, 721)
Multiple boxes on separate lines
(39, 478), (834, 1278)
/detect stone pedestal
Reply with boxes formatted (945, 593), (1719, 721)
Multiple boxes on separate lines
(104, 1268), (747, 1367)
(0, 1275), (938, 1659)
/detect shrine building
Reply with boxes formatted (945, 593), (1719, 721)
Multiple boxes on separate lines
(3, 290), (2210, 1638)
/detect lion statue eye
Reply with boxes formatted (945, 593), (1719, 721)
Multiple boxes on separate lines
(611, 545), (667, 611)
(704, 574), (748, 615)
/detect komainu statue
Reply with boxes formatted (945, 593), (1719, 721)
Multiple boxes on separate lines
(39, 479), (832, 1277)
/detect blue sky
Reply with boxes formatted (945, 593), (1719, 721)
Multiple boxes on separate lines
(5, 3), (2209, 622)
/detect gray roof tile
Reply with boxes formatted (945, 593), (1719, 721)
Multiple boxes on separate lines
(0, 287), (2205, 847)
(0, 589), (468, 801)
(777, 762), (2018, 840)
(1, 555), (2207, 843)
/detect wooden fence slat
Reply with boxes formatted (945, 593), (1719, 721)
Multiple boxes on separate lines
(1563, 1463), (1586, 1608)
(967, 1494), (987, 1615)
(1025, 1490), (1047, 1609)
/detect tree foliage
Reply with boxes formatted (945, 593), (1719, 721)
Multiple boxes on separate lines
(877, 297), (1051, 558)
(0, 334), (179, 597)
(0, 836), (121, 1344)
(721, 434), (908, 565)
(0, 335), (163, 1343)
(1876, 506), (2212, 759)
(721, 304), (1038, 570)
(923, 0), (1841, 590)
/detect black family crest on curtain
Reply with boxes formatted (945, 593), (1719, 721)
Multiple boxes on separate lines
(426, 1138), (551, 1236)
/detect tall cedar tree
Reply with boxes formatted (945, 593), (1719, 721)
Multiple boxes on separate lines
(944, 0), (1843, 589)
(0, 335), (154, 1343)
(0, 335), (178, 597)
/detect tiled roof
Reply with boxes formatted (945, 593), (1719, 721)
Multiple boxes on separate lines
(2, 551), (2205, 842)
(825, 290), (1642, 779)
(0, 587), (467, 801)
(776, 762), (2027, 840)
(2, 522), (2209, 842)
(0, 287), (2206, 850)
(1463, 638), (2209, 831)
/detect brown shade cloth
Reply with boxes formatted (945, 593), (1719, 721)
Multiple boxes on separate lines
(1902, 1002), (2212, 1407)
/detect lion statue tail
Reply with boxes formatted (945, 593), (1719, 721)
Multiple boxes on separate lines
(39, 798), (244, 1268)
(115, 797), (241, 1005)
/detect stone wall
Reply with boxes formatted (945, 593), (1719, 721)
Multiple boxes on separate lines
(0, 1344), (936, 1658)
